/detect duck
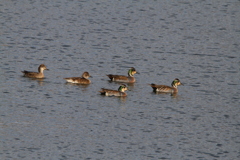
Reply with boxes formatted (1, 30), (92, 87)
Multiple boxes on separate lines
(149, 78), (183, 93)
(64, 72), (91, 84)
(106, 67), (137, 83)
(99, 84), (128, 97)
(21, 64), (49, 78)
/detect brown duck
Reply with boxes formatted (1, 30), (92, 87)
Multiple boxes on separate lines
(64, 72), (91, 84)
(21, 64), (49, 78)
(149, 78), (183, 93)
(107, 67), (137, 83)
(99, 84), (128, 97)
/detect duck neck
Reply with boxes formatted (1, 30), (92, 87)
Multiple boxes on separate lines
(171, 82), (177, 88)
(128, 70), (133, 77)
(82, 75), (88, 79)
(38, 67), (44, 73)
(173, 87), (178, 92)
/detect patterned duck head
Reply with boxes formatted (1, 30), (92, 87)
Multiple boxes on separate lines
(82, 72), (91, 79)
(38, 64), (49, 72)
(118, 84), (128, 92)
(128, 67), (137, 77)
(171, 78), (183, 88)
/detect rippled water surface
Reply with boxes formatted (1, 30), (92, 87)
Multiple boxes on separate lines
(1, 0), (240, 159)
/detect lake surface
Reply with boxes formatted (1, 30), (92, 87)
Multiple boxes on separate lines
(1, 0), (239, 159)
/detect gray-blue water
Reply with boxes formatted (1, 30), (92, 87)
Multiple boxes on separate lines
(1, 0), (239, 159)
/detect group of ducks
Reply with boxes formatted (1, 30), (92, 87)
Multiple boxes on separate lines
(21, 64), (183, 97)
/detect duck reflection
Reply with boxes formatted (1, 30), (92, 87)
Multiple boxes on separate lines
(152, 91), (179, 99)
(65, 83), (90, 92)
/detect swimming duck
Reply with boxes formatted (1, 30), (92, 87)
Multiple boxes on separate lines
(106, 67), (137, 83)
(64, 72), (91, 84)
(149, 78), (183, 93)
(21, 64), (49, 78)
(99, 84), (128, 97)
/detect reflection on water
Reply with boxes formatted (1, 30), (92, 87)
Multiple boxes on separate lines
(99, 94), (127, 103)
(21, 76), (46, 86)
(64, 83), (91, 93)
(65, 82), (90, 88)
(37, 79), (45, 86)
(151, 91), (180, 99)
(154, 91), (178, 97)
(107, 80), (136, 88)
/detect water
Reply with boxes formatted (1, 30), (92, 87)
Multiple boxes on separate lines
(1, 0), (239, 159)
